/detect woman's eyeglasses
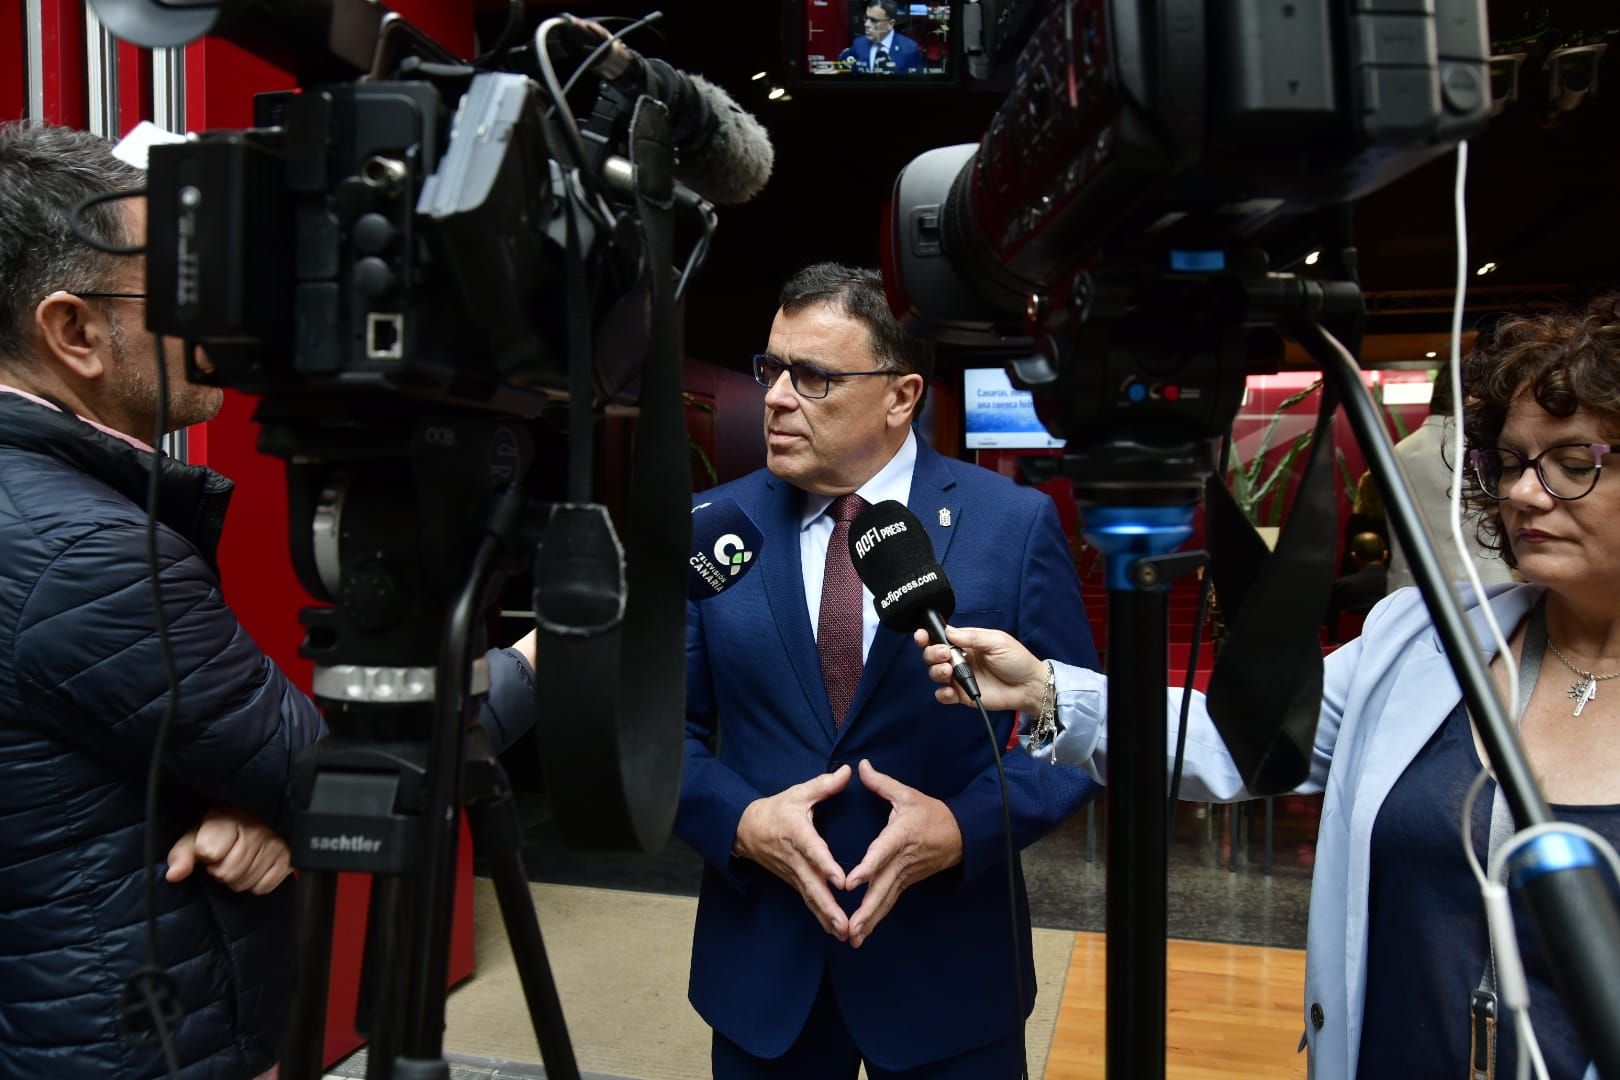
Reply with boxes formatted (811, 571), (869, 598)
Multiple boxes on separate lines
(751, 354), (896, 400)
(1470, 443), (1614, 501)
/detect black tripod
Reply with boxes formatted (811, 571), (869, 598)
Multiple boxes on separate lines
(1077, 481), (1204, 1080)
(280, 715), (580, 1080)
(250, 408), (583, 1080)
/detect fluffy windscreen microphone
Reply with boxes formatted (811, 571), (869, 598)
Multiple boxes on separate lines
(670, 70), (775, 205)
(847, 500), (981, 702)
(556, 20), (775, 204)
(688, 497), (764, 601)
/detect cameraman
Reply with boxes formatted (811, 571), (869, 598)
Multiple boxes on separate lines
(0, 123), (537, 1078)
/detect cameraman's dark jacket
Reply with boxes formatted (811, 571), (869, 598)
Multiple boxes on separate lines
(0, 391), (326, 1077)
(0, 392), (537, 1077)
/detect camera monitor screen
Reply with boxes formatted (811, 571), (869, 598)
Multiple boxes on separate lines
(963, 367), (1065, 450)
(792, 1), (958, 85)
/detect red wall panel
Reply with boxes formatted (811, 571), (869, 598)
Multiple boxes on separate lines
(115, 40), (151, 133)
(37, 0), (85, 125)
(0, 0), (24, 121)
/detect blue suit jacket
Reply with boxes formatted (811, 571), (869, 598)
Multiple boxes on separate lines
(846, 31), (924, 74)
(676, 438), (1099, 1069)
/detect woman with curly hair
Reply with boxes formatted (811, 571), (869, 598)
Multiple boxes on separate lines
(916, 304), (1620, 1079)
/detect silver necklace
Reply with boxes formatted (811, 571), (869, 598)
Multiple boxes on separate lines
(1545, 635), (1620, 717)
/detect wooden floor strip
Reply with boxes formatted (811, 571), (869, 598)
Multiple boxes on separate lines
(1045, 933), (1307, 1078)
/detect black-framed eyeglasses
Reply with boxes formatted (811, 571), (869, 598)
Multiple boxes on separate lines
(751, 354), (896, 400)
(68, 290), (146, 301)
(1470, 443), (1615, 501)
(863, 14), (893, 23)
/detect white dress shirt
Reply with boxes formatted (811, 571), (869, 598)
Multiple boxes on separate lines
(800, 429), (917, 660)
(870, 28), (896, 70)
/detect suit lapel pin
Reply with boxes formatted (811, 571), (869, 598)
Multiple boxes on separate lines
(938, 507), (951, 527)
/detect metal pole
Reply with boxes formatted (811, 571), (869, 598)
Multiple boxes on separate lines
(1083, 505), (1195, 1080)
(83, 2), (119, 137)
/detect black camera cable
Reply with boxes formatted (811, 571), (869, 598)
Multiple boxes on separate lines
(1167, 431), (1230, 815)
(471, 0), (525, 70)
(557, 11), (665, 98)
(533, 17), (603, 196)
(544, 11), (716, 301)
(943, 665), (1029, 1080)
(71, 188), (184, 1079)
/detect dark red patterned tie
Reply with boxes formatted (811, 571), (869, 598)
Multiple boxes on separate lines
(818, 493), (868, 727)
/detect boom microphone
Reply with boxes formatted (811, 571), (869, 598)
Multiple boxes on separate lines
(688, 498), (764, 601)
(557, 19), (775, 205)
(847, 500), (981, 703)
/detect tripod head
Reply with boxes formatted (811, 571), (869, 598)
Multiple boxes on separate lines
(1013, 264), (1364, 508)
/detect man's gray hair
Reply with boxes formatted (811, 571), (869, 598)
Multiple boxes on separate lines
(0, 122), (146, 366)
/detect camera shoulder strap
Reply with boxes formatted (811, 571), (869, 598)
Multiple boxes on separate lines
(532, 97), (690, 851)
(1204, 376), (1341, 794)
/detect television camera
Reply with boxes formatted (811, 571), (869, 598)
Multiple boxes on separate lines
(88, 2), (772, 1077)
(882, 3), (1620, 1077)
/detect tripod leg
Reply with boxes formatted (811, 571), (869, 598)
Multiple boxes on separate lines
(281, 869), (338, 1080)
(363, 874), (416, 1080)
(1103, 583), (1170, 1080)
(463, 726), (582, 1080)
(483, 845), (582, 1080)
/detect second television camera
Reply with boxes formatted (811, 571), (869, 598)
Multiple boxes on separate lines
(885, 0), (1489, 449)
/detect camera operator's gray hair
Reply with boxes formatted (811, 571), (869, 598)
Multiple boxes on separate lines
(778, 262), (934, 418)
(0, 123), (146, 367)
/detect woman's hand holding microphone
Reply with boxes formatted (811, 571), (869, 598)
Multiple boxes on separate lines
(912, 625), (1050, 714)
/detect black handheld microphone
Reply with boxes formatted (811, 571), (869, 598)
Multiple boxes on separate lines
(554, 19), (775, 205)
(847, 500), (982, 703)
(688, 497), (764, 601)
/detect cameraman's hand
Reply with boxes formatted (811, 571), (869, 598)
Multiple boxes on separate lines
(166, 806), (292, 896)
(732, 766), (852, 940)
(913, 625), (1048, 714)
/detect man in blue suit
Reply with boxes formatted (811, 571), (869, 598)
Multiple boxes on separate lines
(841, 1), (925, 74)
(676, 263), (1099, 1077)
